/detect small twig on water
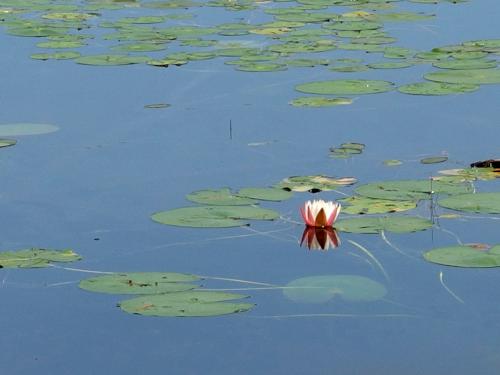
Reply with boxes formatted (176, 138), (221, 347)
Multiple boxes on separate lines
(439, 271), (465, 304)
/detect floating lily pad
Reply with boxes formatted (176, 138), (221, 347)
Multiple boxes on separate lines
(151, 206), (279, 228)
(119, 292), (253, 317)
(0, 123), (58, 137)
(424, 245), (500, 268)
(0, 248), (81, 268)
(335, 216), (432, 234)
(0, 139), (17, 148)
(384, 159), (403, 166)
(289, 97), (353, 107)
(295, 79), (394, 95)
(421, 156), (448, 164)
(438, 192), (500, 214)
(111, 43), (167, 52)
(424, 69), (500, 84)
(277, 175), (357, 192)
(438, 168), (499, 181)
(36, 40), (86, 49)
(31, 51), (81, 60)
(341, 196), (417, 214)
(398, 82), (479, 95)
(356, 180), (472, 201)
(75, 54), (149, 66)
(79, 272), (200, 294)
(237, 187), (293, 201)
(283, 275), (387, 303)
(144, 103), (170, 109)
(186, 188), (256, 205)
(323, 21), (382, 31)
(432, 59), (497, 70)
(236, 63), (287, 72)
(368, 61), (413, 69)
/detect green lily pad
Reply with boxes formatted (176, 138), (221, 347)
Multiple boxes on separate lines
(432, 59), (497, 70)
(111, 43), (167, 52)
(283, 275), (387, 303)
(438, 192), (500, 214)
(119, 292), (253, 317)
(236, 187), (293, 201)
(79, 272), (200, 294)
(36, 40), (86, 49)
(424, 245), (500, 268)
(75, 54), (149, 66)
(186, 188), (256, 206)
(335, 216), (432, 234)
(151, 206), (279, 228)
(421, 156), (448, 164)
(329, 64), (369, 72)
(295, 79), (394, 95)
(341, 196), (417, 214)
(425, 69), (500, 84)
(0, 123), (58, 136)
(31, 51), (81, 60)
(356, 180), (472, 201)
(322, 21), (382, 31)
(384, 159), (403, 166)
(398, 82), (479, 95)
(438, 168), (499, 181)
(236, 63), (287, 72)
(0, 248), (81, 268)
(277, 175), (357, 192)
(0, 139), (17, 148)
(289, 97), (353, 107)
(368, 61), (413, 69)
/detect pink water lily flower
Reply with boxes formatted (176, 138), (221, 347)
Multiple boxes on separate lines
(300, 199), (341, 228)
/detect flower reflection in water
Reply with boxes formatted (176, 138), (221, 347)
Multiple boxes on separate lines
(300, 227), (341, 251)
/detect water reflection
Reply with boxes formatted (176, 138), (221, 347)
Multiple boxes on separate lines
(300, 227), (341, 251)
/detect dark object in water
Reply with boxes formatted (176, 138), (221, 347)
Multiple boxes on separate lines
(470, 159), (500, 169)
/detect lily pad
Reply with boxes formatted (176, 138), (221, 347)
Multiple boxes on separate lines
(151, 206), (279, 228)
(341, 196), (417, 214)
(289, 97), (353, 107)
(355, 179), (472, 201)
(438, 192), (500, 214)
(398, 82), (479, 95)
(384, 159), (403, 166)
(295, 79), (394, 95)
(31, 51), (81, 60)
(75, 54), (149, 66)
(424, 245), (500, 268)
(0, 248), (81, 268)
(79, 272), (200, 294)
(186, 188), (256, 205)
(424, 69), (500, 84)
(119, 292), (253, 317)
(277, 175), (357, 192)
(237, 187), (293, 201)
(335, 216), (432, 234)
(421, 156), (448, 164)
(0, 123), (58, 137)
(283, 275), (387, 303)
(0, 139), (17, 148)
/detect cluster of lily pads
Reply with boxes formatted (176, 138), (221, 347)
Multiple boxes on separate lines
(1, 0), (499, 106)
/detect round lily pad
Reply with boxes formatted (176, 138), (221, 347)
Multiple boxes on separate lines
(75, 54), (149, 66)
(384, 159), (403, 166)
(79, 272), (200, 294)
(237, 187), (293, 201)
(111, 43), (167, 52)
(289, 97), (353, 107)
(119, 292), (253, 317)
(398, 82), (479, 95)
(421, 156), (448, 164)
(36, 40), (86, 49)
(295, 79), (394, 95)
(0, 248), (81, 268)
(335, 216), (432, 234)
(277, 175), (357, 192)
(236, 63), (287, 72)
(432, 59), (497, 70)
(186, 188), (256, 205)
(340, 196), (417, 214)
(0, 139), (17, 148)
(424, 69), (500, 84)
(31, 51), (81, 60)
(368, 61), (413, 69)
(0, 123), (58, 137)
(283, 275), (387, 303)
(438, 192), (500, 214)
(355, 180), (472, 201)
(424, 245), (500, 268)
(151, 206), (279, 228)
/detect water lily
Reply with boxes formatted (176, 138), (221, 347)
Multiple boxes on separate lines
(300, 227), (340, 251)
(300, 199), (341, 228)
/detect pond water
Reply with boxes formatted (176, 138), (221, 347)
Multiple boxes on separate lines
(1, 0), (500, 374)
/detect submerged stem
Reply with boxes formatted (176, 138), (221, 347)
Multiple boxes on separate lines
(347, 239), (390, 281)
